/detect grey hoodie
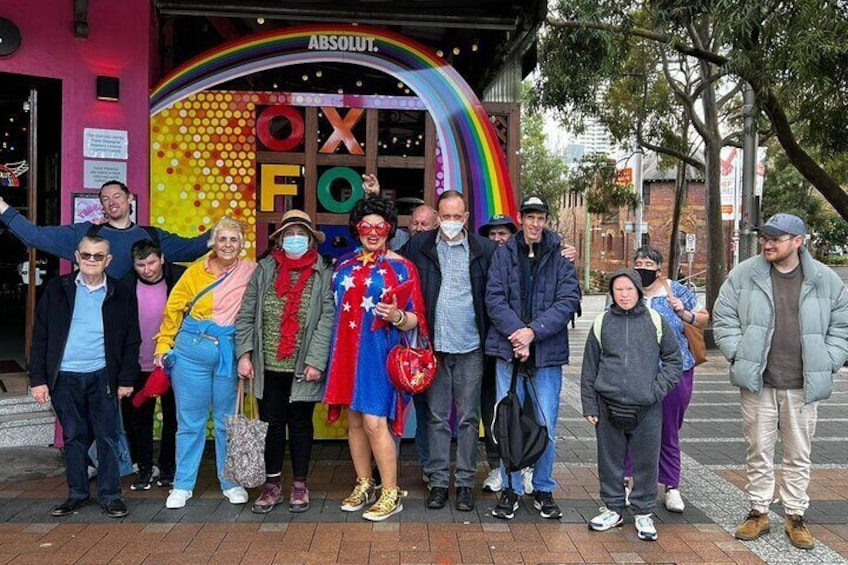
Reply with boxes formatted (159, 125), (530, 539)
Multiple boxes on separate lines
(580, 268), (683, 416)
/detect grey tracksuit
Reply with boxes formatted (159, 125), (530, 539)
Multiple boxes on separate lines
(581, 269), (683, 514)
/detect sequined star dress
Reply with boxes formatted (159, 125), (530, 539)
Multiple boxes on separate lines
(324, 250), (426, 428)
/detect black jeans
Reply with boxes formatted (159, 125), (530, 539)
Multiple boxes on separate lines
(480, 355), (500, 469)
(53, 369), (122, 503)
(260, 370), (316, 479)
(121, 371), (177, 472)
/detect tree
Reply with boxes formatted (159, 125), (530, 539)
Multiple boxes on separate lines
(536, 7), (739, 307)
(761, 140), (848, 258)
(542, 0), (848, 220)
(519, 91), (570, 224)
(536, 0), (848, 308)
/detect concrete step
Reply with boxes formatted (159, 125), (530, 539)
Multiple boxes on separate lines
(0, 394), (52, 415)
(0, 394), (55, 447)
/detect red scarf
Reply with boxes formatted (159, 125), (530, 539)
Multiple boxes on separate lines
(271, 248), (317, 360)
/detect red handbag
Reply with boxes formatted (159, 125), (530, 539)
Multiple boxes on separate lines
(387, 331), (438, 394)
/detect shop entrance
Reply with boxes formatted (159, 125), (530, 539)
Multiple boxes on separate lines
(0, 72), (61, 389)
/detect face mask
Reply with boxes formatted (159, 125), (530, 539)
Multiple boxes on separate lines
(440, 220), (464, 240)
(635, 268), (658, 288)
(282, 235), (309, 258)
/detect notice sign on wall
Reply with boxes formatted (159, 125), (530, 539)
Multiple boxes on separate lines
(83, 128), (128, 160)
(83, 160), (127, 189)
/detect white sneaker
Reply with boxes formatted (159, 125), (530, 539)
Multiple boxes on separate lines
(664, 487), (685, 513)
(166, 489), (192, 509)
(223, 486), (249, 504)
(521, 467), (534, 495)
(482, 468), (503, 493)
(589, 507), (623, 531)
(635, 513), (657, 541)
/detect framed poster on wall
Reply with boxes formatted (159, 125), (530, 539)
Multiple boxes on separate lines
(73, 192), (137, 224)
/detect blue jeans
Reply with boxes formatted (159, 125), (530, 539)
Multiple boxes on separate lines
(170, 330), (239, 492)
(495, 359), (562, 494)
(52, 368), (122, 503)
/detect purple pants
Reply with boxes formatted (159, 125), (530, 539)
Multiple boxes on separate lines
(624, 367), (694, 487)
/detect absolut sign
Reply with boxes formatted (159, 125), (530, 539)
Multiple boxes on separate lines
(307, 34), (377, 53)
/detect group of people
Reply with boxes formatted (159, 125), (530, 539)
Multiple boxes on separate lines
(3, 179), (847, 548)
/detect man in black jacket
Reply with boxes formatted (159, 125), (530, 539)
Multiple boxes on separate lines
(30, 236), (141, 518)
(405, 190), (496, 512)
(120, 239), (186, 490)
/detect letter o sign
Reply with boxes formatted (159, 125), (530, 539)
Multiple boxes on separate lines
(317, 167), (364, 214)
(256, 106), (304, 152)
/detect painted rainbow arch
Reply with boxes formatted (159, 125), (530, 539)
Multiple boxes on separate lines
(150, 24), (516, 223)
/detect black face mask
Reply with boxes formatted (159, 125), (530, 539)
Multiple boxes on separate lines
(635, 268), (658, 288)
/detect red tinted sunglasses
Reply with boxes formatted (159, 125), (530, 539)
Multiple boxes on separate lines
(356, 220), (392, 237)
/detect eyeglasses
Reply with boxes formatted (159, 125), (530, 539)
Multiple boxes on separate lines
(759, 235), (794, 245)
(78, 252), (108, 262)
(356, 220), (391, 237)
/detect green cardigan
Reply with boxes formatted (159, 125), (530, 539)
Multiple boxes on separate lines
(234, 254), (335, 401)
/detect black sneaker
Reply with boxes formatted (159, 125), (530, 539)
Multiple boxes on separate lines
(492, 489), (519, 520)
(534, 491), (562, 519)
(130, 468), (153, 491)
(427, 486), (449, 509)
(156, 466), (175, 488)
(455, 486), (474, 512)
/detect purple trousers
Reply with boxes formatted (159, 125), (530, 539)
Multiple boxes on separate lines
(625, 367), (694, 487)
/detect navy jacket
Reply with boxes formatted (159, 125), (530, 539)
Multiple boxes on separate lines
(29, 273), (141, 392)
(485, 230), (581, 367)
(404, 229), (497, 348)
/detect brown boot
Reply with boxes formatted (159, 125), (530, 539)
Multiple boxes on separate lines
(734, 509), (770, 541)
(784, 514), (814, 550)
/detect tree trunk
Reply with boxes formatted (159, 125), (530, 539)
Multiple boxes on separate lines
(668, 110), (691, 280)
(668, 160), (687, 280)
(756, 84), (848, 220)
(699, 59), (726, 311)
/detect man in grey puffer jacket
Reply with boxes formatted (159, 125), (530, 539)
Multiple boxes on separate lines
(581, 269), (682, 541)
(713, 213), (848, 550)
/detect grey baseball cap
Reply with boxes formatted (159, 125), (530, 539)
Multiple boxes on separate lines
(756, 213), (807, 237)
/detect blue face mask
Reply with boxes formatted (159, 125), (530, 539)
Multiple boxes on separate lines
(282, 235), (309, 258)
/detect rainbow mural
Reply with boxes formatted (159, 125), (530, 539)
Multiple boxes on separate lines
(150, 24), (516, 223)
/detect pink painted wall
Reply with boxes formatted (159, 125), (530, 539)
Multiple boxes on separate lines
(0, 0), (153, 223)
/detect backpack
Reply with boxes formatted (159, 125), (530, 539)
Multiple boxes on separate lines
(87, 223), (160, 243)
(492, 361), (549, 484)
(592, 308), (663, 351)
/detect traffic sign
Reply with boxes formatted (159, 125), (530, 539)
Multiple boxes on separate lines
(685, 233), (696, 253)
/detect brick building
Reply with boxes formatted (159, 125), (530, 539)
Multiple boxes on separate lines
(557, 157), (734, 289)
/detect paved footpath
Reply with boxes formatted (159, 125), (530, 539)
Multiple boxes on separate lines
(0, 295), (846, 564)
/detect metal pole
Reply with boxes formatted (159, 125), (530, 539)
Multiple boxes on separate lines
(740, 84), (759, 261)
(583, 202), (591, 290)
(632, 146), (643, 250)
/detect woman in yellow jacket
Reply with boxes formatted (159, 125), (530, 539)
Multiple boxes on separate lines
(154, 217), (256, 509)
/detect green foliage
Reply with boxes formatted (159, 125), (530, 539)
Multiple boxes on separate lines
(520, 86), (570, 222)
(567, 154), (638, 214)
(540, 0), (848, 211)
(761, 140), (848, 258)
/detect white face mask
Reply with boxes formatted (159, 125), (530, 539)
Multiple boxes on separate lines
(440, 220), (464, 240)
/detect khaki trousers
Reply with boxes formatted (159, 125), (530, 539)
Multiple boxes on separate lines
(740, 387), (817, 516)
